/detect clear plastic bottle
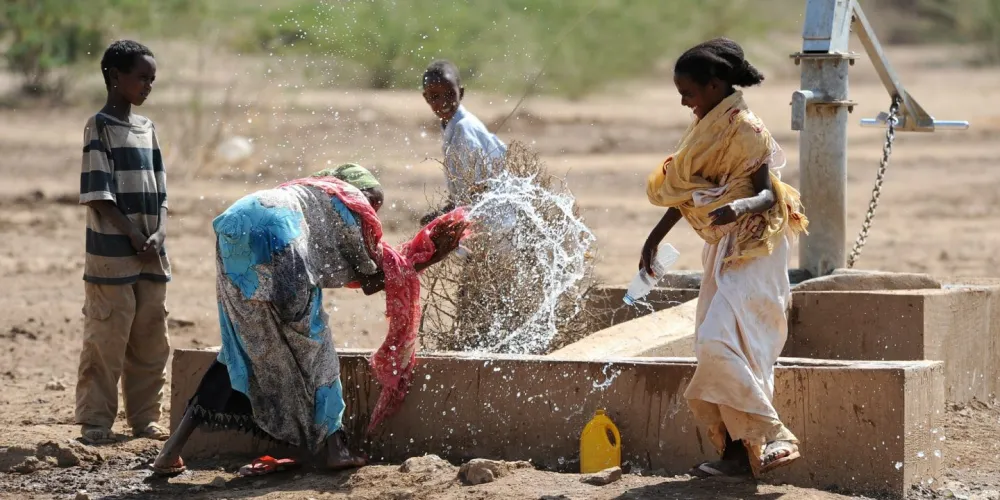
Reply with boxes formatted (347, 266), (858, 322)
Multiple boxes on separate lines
(623, 242), (680, 306)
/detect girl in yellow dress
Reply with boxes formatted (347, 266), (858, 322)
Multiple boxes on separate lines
(642, 38), (809, 478)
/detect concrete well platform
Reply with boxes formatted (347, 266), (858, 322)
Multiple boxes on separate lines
(581, 285), (698, 332)
(786, 285), (1000, 403)
(563, 283), (999, 404)
(171, 348), (943, 498)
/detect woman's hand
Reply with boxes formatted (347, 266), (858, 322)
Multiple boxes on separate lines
(428, 219), (470, 262)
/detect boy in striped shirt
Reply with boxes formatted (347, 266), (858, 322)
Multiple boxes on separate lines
(76, 40), (171, 444)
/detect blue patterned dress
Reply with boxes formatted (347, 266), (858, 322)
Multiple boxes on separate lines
(187, 183), (379, 452)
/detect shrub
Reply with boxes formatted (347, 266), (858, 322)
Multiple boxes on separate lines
(418, 142), (601, 354)
(246, 0), (768, 97)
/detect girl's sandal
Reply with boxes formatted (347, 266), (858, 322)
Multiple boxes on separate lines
(689, 459), (751, 478)
(758, 440), (800, 475)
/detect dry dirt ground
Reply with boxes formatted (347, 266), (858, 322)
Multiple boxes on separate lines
(2, 40), (1000, 499)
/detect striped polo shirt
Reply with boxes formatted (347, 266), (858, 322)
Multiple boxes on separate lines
(79, 112), (171, 284)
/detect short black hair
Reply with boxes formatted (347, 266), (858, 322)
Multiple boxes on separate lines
(423, 59), (461, 88)
(101, 40), (154, 87)
(674, 38), (764, 88)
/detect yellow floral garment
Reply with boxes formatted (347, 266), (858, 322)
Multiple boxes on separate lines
(647, 91), (808, 266)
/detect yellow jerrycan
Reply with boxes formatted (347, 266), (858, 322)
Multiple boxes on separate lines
(580, 409), (621, 473)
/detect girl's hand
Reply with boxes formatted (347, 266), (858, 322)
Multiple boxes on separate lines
(709, 201), (746, 226)
(639, 239), (658, 276)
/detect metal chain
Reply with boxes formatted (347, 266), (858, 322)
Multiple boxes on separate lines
(846, 96), (901, 269)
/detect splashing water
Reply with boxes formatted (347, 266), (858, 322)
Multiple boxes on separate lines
(592, 363), (622, 390)
(464, 171), (596, 354)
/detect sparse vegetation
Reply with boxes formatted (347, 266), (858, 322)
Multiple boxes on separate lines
(245, 0), (773, 97)
(4, 0), (1000, 100)
(419, 142), (600, 354)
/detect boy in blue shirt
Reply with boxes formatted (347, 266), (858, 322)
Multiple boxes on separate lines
(421, 60), (507, 225)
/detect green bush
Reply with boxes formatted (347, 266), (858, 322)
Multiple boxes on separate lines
(247, 0), (768, 96)
(0, 0), (210, 97)
(0, 0), (115, 94)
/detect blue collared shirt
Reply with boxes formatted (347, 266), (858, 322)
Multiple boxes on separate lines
(442, 105), (507, 202)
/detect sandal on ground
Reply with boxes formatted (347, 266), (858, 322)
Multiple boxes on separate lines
(80, 425), (115, 445)
(689, 459), (751, 478)
(151, 457), (186, 476)
(239, 456), (301, 477)
(758, 441), (800, 475)
(133, 422), (171, 441)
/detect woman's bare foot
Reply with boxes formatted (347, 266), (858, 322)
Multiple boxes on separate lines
(325, 430), (366, 470)
(151, 453), (186, 476)
(150, 406), (197, 476)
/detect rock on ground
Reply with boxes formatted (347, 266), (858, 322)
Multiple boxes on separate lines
(580, 466), (622, 486)
(458, 458), (533, 485)
(0, 440), (101, 473)
(36, 440), (102, 467)
(399, 454), (453, 474)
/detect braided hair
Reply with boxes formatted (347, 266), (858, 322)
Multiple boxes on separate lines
(674, 38), (764, 88)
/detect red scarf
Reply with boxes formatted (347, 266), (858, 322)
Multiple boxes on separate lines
(280, 176), (468, 433)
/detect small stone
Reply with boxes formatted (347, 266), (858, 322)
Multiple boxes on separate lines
(459, 459), (530, 485)
(75, 491), (91, 500)
(36, 440), (101, 468)
(252, 480), (266, 488)
(400, 454), (451, 474)
(209, 476), (227, 488)
(191, 486), (204, 493)
(13, 456), (45, 473)
(580, 466), (622, 486)
(45, 380), (66, 391)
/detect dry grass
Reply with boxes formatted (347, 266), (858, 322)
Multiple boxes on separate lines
(418, 142), (601, 354)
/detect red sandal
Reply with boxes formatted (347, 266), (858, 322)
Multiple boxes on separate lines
(238, 455), (301, 477)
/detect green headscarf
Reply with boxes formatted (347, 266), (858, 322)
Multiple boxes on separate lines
(312, 163), (381, 190)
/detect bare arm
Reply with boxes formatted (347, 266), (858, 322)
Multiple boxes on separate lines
(139, 205), (168, 261)
(87, 200), (147, 251)
(358, 219), (467, 296)
(737, 164), (776, 215)
(708, 164), (777, 226)
(640, 207), (682, 275)
(358, 259), (438, 296)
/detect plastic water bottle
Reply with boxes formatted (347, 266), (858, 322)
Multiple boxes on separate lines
(623, 243), (680, 306)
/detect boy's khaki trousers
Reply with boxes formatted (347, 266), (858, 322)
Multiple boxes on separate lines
(75, 280), (170, 429)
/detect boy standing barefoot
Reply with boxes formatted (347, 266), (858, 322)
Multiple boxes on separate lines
(76, 40), (171, 444)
